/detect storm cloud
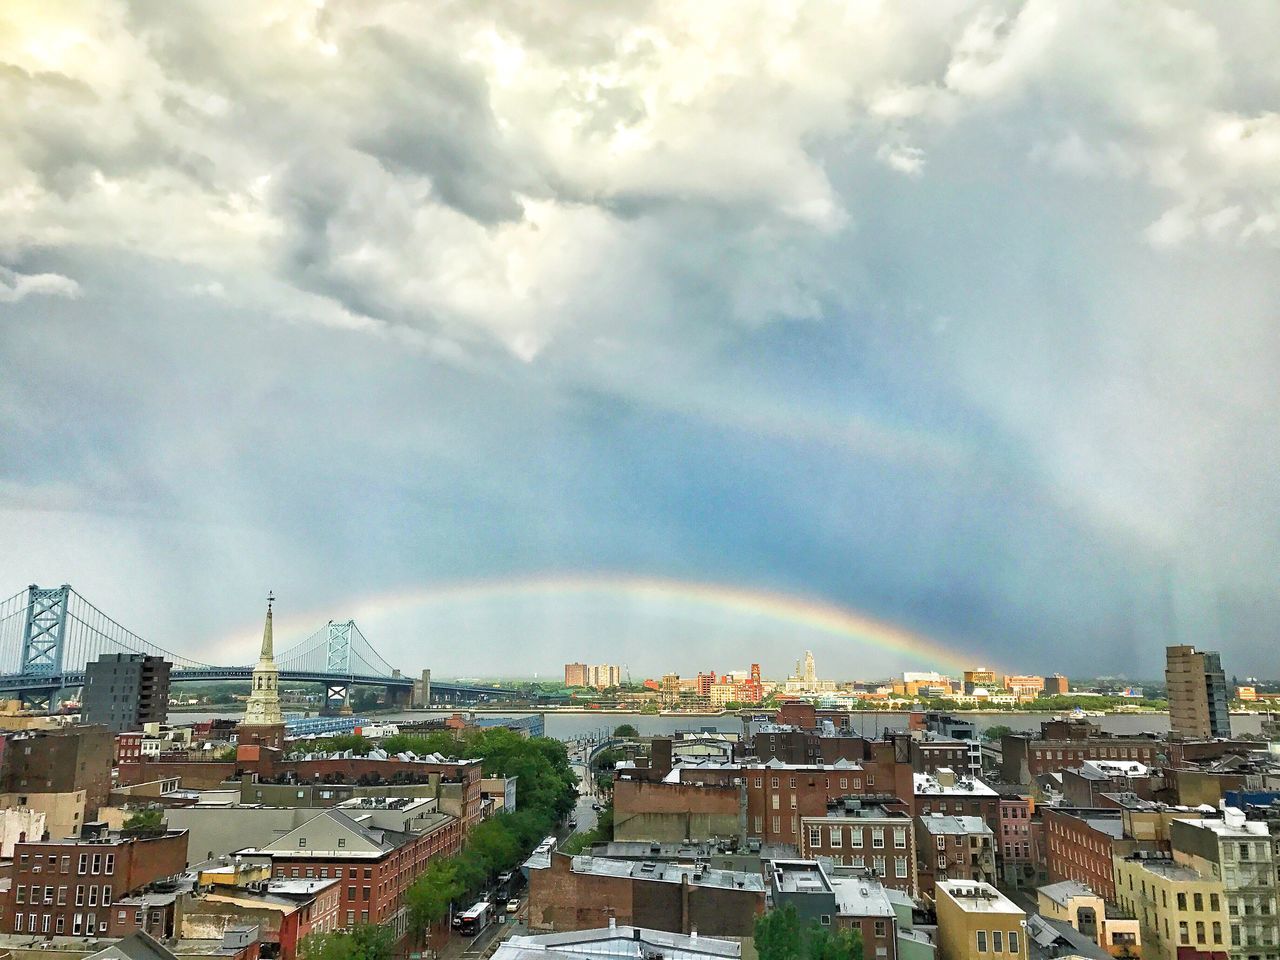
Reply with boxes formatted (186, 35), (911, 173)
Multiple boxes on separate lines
(1, 0), (1277, 678)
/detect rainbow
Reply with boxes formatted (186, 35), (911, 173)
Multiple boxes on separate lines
(236, 573), (989, 676)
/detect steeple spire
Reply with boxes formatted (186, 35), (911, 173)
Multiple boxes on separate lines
(260, 591), (275, 661)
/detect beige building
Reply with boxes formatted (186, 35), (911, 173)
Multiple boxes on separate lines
(1166, 645), (1231, 739)
(935, 880), (1026, 960)
(1113, 853), (1228, 960)
(1036, 880), (1140, 956)
(0, 790), (85, 840)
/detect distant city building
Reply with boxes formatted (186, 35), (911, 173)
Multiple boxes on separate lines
(1237, 686), (1257, 702)
(82, 653), (171, 733)
(1166, 645), (1231, 740)
(1044, 674), (1070, 696)
(784, 650), (836, 694)
(963, 668), (998, 695)
(565, 663), (621, 689)
(1002, 675), (1044, 699)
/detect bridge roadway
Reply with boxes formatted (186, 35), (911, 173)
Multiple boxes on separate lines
(0, 668), (532, 704)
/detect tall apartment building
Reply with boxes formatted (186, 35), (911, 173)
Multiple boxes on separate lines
(564, 663), (587, 687)
(586, 664), (621, 689)
(963, 668), (999, 694)
(1, 726), (114, 838)
(1166, 645), (1231, 740)
(82, 654), (171, 733)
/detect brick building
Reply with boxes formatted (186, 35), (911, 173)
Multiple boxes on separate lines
(1, 726), (115, 838)
(526, 852), (764, 936)
(244, 804), (463, 940)
(912, 770), (1000, 833)
(3, 826), (189, 937)
(1001, 719), (1161, 783)
(997, 795), (1039, 887)
(1042, 807), (1134, 901)
(181, 878), (342, 960)
(914, 814), (996, 898)
(746, 726), (869, 766)
(798, 799), (916, 895)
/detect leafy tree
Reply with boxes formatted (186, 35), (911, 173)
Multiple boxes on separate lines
(300, 925), (394, 960)
(983, 724), (1014, 742)
(123, 808), (164, 832)
(640, 702), (660, 714)
(755, 905), (862, 960)
(308, 734), (373, 755)
(406, 859), (463, 937)
(613, 723), (639, 738)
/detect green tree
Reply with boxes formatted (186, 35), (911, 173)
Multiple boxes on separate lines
(983, 724), (1014, 742)
(123, 809), (164, 832)
(406, 859), (464, 937)
(755, 905), (862, 960)
(308, 734), (373, 755)
(300, 925), (394, 960)
(613, 723), (639, 738)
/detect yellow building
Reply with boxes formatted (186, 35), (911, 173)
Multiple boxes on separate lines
(1036, 880), (1140, 956)
(936, 880), (1027, 960)
(1113, 853), (1228, 960)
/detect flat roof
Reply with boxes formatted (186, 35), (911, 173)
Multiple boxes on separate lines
(936, 881), (1023, 915)
(1038, 880), (1097, 907)
(570, 855), (765, 892)
(830, 878), (895, 918)
(913, 772), (996, 796)
(771, 860), (832, 895)
(920, 815), (992, 836)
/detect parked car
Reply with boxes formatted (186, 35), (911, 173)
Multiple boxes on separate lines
(591, 802), (602, 811)
(568, 818), (578, 829)
(506, 899), (521, 915)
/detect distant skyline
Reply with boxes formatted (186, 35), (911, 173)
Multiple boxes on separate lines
(2, 3), (1278, 677)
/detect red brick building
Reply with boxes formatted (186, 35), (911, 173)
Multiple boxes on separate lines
(2, 726), (115, 823)
(1001, 720), (1160, 782)
(1042, 807), (1129, 901)
(247, 806), (463, 940)
(3, 826), (189, 937)
(799, 800), (916, 895)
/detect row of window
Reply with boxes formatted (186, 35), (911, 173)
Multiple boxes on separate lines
(821, 854), (910, 879)
(17, 852), (115, 876)
(13, 910), (142, 936)
(277, 865), (374, 880)
(807, 825), (907, 849)
(974, 929), (1020, 954)
(753, 775), (871, 790)
(14, 884), (113, 907)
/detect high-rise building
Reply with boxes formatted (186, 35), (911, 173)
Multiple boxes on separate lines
(1166, 645), (1231, 740)
(1044, 674), (1069, 696)
(239, 593), (285, 750)
(82, 653), (171, 733)
(585, 664), (621, 689)
(1003, 675), (1044, 699)
(564, 663), (587, 687)
(963, 668), (999, 694)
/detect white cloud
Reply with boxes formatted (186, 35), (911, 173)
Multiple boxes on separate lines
(0, 266), (81, 303)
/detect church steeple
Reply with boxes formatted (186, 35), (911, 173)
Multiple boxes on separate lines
(259, 591), (275, 662)
(242, 591), (284, 730)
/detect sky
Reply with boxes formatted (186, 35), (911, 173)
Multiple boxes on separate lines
(1, 1), (1278, 680)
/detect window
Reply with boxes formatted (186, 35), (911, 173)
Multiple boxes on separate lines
(937, 835), (946, 850)
(76, 885), (85, 906)
(88, 885), (98, 906)
(771, 777), (779, 789)
(348, 887), (356, 900)
(976, 930), (988, 953)
(1008, 931), (1019, 955)
(14, 914), (21, 933)
(103, 886), (112, 906)
(992, 931), (1003, 953)
(1196, 921), (1206, 943)
(894, 827), (907, 849)
(839, 778), (848, 789)
(754, 816), (762, 833)
(1179, 921), (1189, 945)
(809, 826), (822, 848)
(337, 838), (346, 848)
(874, 920), (887, 937)
(1210, 893), (1220, 912)
(772, 816), (780, 833)
(57, 886), (67, 905)
(105, 854), (115, 874)
(873, 856), (885, 877)
(78, 854), (88, 874)
(56, 916), (64, 934)
(1178, 893), (1187, 910)
(872, 828), (884, 849)
(346, 911), (355, 926)
(360, 911), (369, 923)
(1213, 921), (1223, 944)
(790, 777), (797, 788)
(789, 795), (797, 809)
(1194, 893), (1203, 911)
(91, 853), (102, 875)
(819, 914), (831, 926)
(73, 913), (83, 936)
(937, 854), (946, 868)
(895, 857), (908, 878)
(299, 838), (307, 847)
(829, 827), (842, 848)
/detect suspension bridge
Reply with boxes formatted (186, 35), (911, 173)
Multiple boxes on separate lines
(0, 584), (541, 712)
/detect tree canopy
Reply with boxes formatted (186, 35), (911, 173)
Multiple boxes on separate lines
(754, 905), (863, 960)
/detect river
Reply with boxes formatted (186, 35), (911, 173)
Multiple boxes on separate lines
(172, 708), (1267, 740)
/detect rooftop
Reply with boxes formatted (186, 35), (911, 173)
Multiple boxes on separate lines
(493, 924), (740, 960)
(936, 881), (1024, 915)
(770, 860), (832, 895)
(570, 855), (765, 892)
(1177, 814), (1270, 839)
(1037, 880), (1098, 907)
(919, 815), (992, 836)
(913, 772), (996, 796)
(1120, 855), (1206, 882)
(830, 877), (895, 918)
